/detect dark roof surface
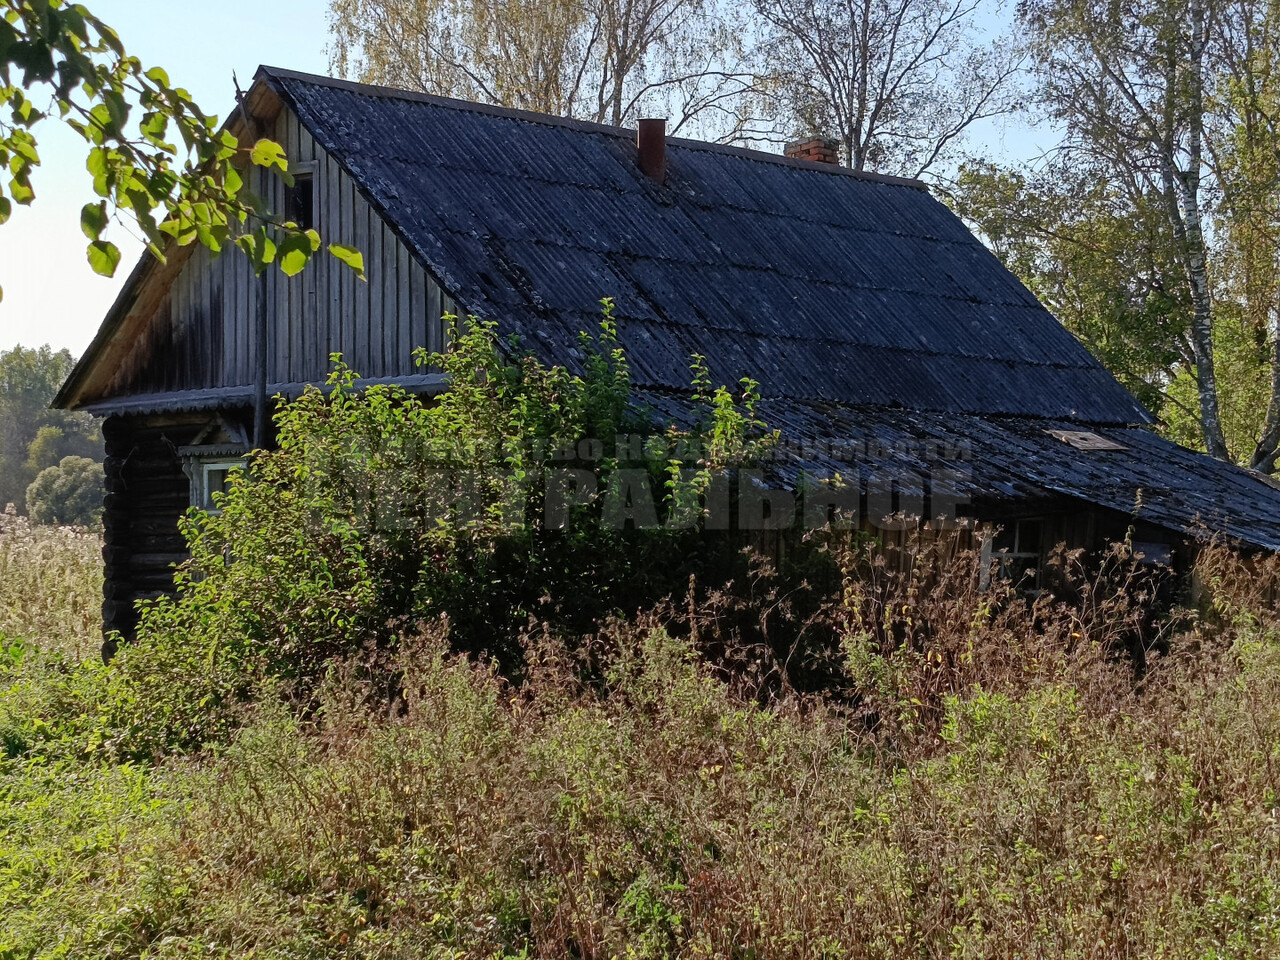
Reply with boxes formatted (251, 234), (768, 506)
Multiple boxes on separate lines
(262, 67), (1150, 425)
(635, 390), (1280, 550)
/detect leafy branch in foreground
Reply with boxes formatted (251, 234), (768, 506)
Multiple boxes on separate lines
(0, 0), (360, 303)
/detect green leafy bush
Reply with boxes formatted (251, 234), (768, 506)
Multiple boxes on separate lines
(25, 455), (104, 527)
(6, 508), (1280, 956)
(131, 305), (772, 719)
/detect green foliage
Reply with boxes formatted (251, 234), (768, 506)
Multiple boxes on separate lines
(129, 302), (768, 733)
(0, 344), (101, 514)
(25, 454), (101, 525)
(9, 591), (1280, 958)
(0, 0), (348, 290)
(7, 490), (1280, 955)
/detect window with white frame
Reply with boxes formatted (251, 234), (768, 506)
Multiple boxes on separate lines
(993, 517), (1044, 590)
(193, 459), (246, 514)
(178, 422), (250, 516)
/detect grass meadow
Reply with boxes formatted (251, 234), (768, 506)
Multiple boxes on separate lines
(3, 513), (1280, 958)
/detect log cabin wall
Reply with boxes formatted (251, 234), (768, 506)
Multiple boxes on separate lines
(101, 413), (215, 649)
(97, 103), (459, 401)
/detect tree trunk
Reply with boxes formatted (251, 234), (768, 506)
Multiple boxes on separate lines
(1250, 300), (1280, 471)
(1179, 0), (1231, 461)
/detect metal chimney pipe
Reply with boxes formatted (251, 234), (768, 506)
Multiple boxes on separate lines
(637, 118), (667, 183)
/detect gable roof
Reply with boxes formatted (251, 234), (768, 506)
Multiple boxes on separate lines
(58, 66), (1280, 551)
(260, 66), (1150, 425)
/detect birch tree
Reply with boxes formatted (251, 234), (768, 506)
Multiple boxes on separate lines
(1019, 0), (1230, 458)
(1209, 0), (1280, 470)
(327, 0), (755, 135)
(747, 0), (1020, 178)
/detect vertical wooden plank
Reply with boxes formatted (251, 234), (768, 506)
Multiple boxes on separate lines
(164, 261), (177, 393)
(197, 247), (210, 387)
(237, 248), (250, 385)
(175, 250), (188, 391)
(383, 222), (399, 376)
(218, 250), (231, 387)
(340, 167), (356, 369)
(397, 238), (412, 372)
(308, 166), (327, 382)
(273, 116), (291, 385)
(186, 256), (199, 391)
(298, 122), (316, 163)
(183, 254), (196, 390)
(324, 150), (341, 375)
(418, 268), (434, 359)
(353, 187), (370, 378)
(196, 248), (210, 387)
(222, 244), (236, 385)
(265, 165), (280, 386)
(298, 122), (321, 382)
(367, 206), (383, 378)
(284, 110), (301, 383)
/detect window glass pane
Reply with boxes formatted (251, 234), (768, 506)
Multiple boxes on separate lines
(1016, 519), (1043, 555)
(201, 462), (243, 512)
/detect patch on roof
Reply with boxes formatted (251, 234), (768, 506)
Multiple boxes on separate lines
(1047, 429), (1128, 452)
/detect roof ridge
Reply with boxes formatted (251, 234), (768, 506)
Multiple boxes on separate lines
(255, 65), (928, 191)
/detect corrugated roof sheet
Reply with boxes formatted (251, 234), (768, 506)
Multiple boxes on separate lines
(263, 68), (1150, 425)
(635, 391), (1280, 550)
(248, 68), (1280, 550)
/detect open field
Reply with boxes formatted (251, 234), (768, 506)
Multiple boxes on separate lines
(0, 511), (102, 660)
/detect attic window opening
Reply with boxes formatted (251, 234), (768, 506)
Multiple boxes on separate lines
(285, 171), (315, 231)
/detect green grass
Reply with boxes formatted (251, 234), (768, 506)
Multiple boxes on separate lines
(4, 523), (1280, 958)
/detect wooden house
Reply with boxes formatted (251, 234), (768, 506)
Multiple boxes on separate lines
(53, 66), (1280, 642)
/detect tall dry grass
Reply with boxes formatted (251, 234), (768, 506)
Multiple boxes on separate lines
(6, 532), (1280, 958)
(0, 508), (102, 659)
(2, 539), (1260, 960)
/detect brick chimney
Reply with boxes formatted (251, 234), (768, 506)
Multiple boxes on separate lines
(637, 118), (667, 182)
(784, 136), (840, 165)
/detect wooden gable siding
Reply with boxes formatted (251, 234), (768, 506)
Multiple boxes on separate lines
(103, 104), (457, 400)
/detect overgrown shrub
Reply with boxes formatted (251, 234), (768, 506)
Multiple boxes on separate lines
(131, 305), (772, 724)
(7, 491), (1280, 956)
(8, 589), (1280, 959)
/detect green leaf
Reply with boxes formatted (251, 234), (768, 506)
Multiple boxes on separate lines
(86, 239), (121, 277)
(279, 231), (322, 277)
(329, 243), (365, 280)
(0, 195), (10, 226)
(80, 201), (107, 240)
(249, 138), (287, 172)
(8, 176), (33, 205)
(144, 66), (170, 88)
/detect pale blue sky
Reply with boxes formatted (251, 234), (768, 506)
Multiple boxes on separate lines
(0, 0), (1054, 355)
(0, 1), (331, 354)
